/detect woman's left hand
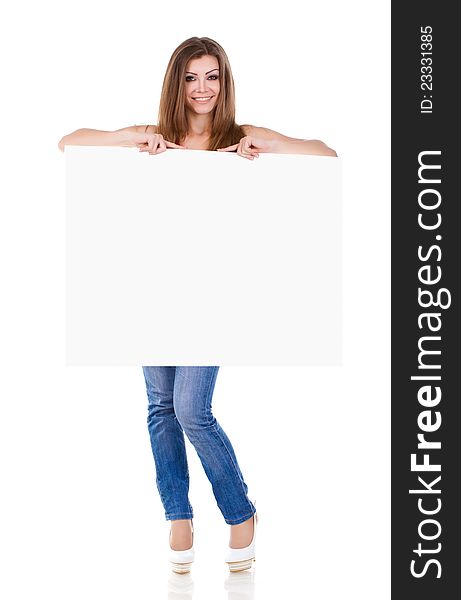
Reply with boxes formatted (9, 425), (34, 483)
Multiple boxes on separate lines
(217, 136), (273, 160)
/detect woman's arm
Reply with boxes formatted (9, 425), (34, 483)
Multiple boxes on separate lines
(58, 125), (157, 152)
(240, 124), (337, 157)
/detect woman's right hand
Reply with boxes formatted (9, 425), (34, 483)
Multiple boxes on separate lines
(58, 126), (185, 153)
(135, 132), (185, 155)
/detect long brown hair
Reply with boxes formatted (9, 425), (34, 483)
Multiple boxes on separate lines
(156, 37), (245, 151)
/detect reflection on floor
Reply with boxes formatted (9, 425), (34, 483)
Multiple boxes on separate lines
(168, 569), (255, 600)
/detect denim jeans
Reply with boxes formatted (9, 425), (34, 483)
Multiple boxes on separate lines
(141, 366), (256, 525)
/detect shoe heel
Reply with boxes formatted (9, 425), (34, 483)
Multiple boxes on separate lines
(171, 561), (193, 575)
(227, 557), (255, 573)
(225, 507), (257, 573)
(169, 521), (194, 574)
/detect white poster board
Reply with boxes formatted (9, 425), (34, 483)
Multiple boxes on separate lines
(66, 146), (341, 365)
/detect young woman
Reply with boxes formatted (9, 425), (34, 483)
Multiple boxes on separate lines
(59, 36), (336, 574)
(58, 36), (336, 159)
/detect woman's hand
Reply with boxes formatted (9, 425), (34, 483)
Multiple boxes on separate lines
(136, 132), (185, 155)
(217, 136), (273, 160)
(58, 127), (186, 153)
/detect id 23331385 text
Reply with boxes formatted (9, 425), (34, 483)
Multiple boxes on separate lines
(420, 26), (433, 114)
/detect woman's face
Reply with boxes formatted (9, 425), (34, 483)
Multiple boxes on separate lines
(184, 54), (220, 115)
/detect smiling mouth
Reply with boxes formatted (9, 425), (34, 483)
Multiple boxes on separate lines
(192, 96), (214, 102)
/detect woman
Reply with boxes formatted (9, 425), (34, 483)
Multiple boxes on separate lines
(59, 36), (336, 574)
(58, 36), (336, 159)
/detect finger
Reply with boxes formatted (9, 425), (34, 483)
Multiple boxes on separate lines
(244, 142), (259, 157)
(239, 142), (253, 157)
(237, 149), (254, 160)
(217, 143), (239, 152)
(237, 143), (253, 160)
(150, 140), (167, 155)
(148, 140), (165, 155)
(157, 141), (168, 154)
(165, 141), (186, 149)
(148, 147), (167, 155)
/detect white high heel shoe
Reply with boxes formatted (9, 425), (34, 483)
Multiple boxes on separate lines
(225, 510), (258, 573)
(169, 521), (195, 574)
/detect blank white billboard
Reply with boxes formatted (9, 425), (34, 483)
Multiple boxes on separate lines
(66, 146), (341, 364)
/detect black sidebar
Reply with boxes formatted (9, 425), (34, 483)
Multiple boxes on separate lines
(392, 3), (459, 598)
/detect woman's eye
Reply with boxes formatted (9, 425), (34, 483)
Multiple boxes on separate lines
(185, 75), (218, 81)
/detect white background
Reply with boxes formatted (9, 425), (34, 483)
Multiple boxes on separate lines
(0, 1), (390, 599)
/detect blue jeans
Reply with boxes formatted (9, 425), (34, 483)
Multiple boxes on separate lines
(141, 366), (256, 525)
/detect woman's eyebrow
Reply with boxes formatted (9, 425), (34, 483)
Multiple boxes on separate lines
(185, 69), (220, 75)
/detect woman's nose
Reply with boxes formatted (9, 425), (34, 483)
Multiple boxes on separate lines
(196, 79), (208, 92)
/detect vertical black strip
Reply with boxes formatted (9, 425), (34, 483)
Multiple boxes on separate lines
(392, 2), (458, 597)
